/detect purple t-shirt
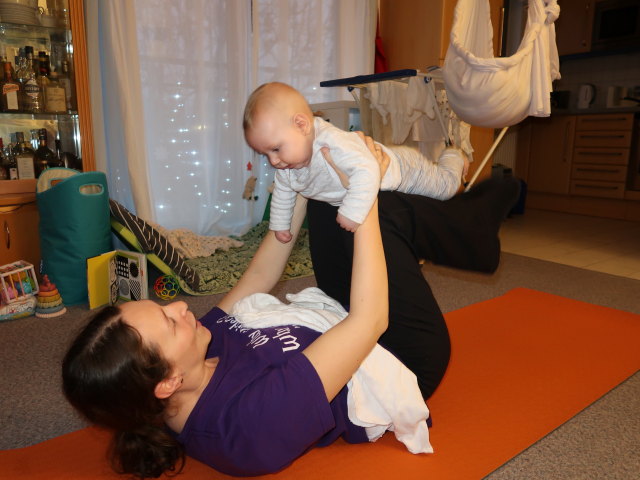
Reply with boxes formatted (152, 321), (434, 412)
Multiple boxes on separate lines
(176, 307), (368, 476)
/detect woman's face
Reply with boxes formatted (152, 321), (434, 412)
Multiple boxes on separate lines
(121, 300), (211, 375)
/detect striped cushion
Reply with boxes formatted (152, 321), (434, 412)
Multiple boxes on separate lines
(108, 200), (201, 291)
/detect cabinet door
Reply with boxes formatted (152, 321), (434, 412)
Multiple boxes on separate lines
(527, 115), (576, 194)
(0, 202), (40, 267)
(556, 0), (595, 55)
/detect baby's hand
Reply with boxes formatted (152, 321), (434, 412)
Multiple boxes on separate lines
(336, 213), (360, 233)
(274, 230), (293, 243)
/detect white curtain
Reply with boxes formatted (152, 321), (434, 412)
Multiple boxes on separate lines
(87, 0), (375, 236)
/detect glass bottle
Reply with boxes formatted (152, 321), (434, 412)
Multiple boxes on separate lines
(55, 137), (80, 170)
(15, 52), (28, 111)
(58, 58), (75, 111)
(0, 55), (5, 83)
(1, 62), (21, 112)
(0, 138), (8, 180)
(38, 60), (50, 108)
(38, 52), (48, 75)
(5, 140), (18, 180)
(35, 129), (57, 176)
(14, 132), (36, 179)
(21, 47), (43, 113)
(44, 71), (67, 113)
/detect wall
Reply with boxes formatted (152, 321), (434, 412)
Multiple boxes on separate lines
(553, 51), (640, 111)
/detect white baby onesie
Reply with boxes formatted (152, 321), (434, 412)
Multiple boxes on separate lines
(269, 117), (464, 232)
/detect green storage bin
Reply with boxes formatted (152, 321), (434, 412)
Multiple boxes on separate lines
(37, 171), (113, 305)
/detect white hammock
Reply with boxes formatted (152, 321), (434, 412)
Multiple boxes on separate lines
(443, 0), (561, 129)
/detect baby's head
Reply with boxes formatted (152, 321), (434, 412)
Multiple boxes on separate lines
(243, 82), (314, 170)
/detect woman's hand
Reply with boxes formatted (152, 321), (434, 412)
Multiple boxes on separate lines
(355, 131), (390, 178)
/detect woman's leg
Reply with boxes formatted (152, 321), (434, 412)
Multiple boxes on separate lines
(307, 197), (449, 399)
(306, 177), (520, 398)
(306, 199), (353, 306)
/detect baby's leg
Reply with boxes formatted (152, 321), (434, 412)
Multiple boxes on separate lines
(391, 145), (466, 201)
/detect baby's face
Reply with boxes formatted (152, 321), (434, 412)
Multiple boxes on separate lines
(246, 113), (312, 170)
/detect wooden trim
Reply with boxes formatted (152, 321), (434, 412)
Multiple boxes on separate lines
(69, 0), (95, 172)
(0, 179), (36, 195)
(0, 192), (36, 206)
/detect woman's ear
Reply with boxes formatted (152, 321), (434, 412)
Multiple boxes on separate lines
(293, 113), (312, 136)
(154, 375), (182, 399)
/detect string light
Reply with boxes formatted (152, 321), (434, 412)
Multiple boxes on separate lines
(153, 76), (269, 229)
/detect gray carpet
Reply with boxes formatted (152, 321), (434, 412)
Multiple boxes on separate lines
(1, 252), (638, 479)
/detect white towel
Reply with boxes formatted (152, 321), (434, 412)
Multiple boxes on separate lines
(231, 287), (433, 454)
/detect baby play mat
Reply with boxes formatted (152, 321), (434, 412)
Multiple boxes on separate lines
(2, 288), (638, 479)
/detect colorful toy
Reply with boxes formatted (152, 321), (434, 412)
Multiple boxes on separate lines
(153, 274), (181, 300)
(35, 275), (67, 318)
(0, 261), (39, 321)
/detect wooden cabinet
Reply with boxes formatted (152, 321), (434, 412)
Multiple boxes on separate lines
(519, 112), (639, 220)
(570, 113), (633, 199)
(556, 0), (595, 56)
(524, 113), (634, 198)
(0, 193), (39, 267)
(526, 115), (576, 194)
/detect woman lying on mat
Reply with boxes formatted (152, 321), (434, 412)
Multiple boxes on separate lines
(63, 136), (520, 478)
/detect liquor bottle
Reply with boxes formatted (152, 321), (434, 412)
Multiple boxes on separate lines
(0, 138), (8, 180)
(58, 59), (75, 111)
(4, 139), (18, 180)
(14, 53), (27, 112)
(0, 55), (5, 83)
(34, 129), (58, 176)
(38, 60), (50, 108)
(1, 62), (21, 112)
(38, 52), (48, 75)
(20, 47), (43, 113)
(55, 138), (80, 170)
(14, 132), (35, 179)
(44, 71), (67, 113)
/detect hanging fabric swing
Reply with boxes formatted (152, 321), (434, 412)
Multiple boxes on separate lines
(443, 0), (561, 129)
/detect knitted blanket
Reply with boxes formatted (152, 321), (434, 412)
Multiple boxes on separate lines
(178, 221), (314, 296)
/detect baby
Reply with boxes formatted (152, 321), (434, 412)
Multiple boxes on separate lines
(243, 82), (469, 243)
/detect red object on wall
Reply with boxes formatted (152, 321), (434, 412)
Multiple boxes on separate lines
(374, 17), (388, 73)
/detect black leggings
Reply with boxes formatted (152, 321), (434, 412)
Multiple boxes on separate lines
(306, 177), (520, 398)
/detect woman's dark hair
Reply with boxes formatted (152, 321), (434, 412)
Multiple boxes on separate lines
(62, 305), (185, 478)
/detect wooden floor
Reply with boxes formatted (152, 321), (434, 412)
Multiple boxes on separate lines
(500, 209), (640, 281)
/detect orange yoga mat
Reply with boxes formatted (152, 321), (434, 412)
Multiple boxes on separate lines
(2, 288), (639, 479)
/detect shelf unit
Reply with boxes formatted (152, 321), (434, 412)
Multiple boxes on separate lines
(0, 0), (92, 270)
(0, 0), (93, 192)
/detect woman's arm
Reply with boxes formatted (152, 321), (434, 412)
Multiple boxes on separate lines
(302, 146), (389, 402)
(217, 195), (308, 312)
